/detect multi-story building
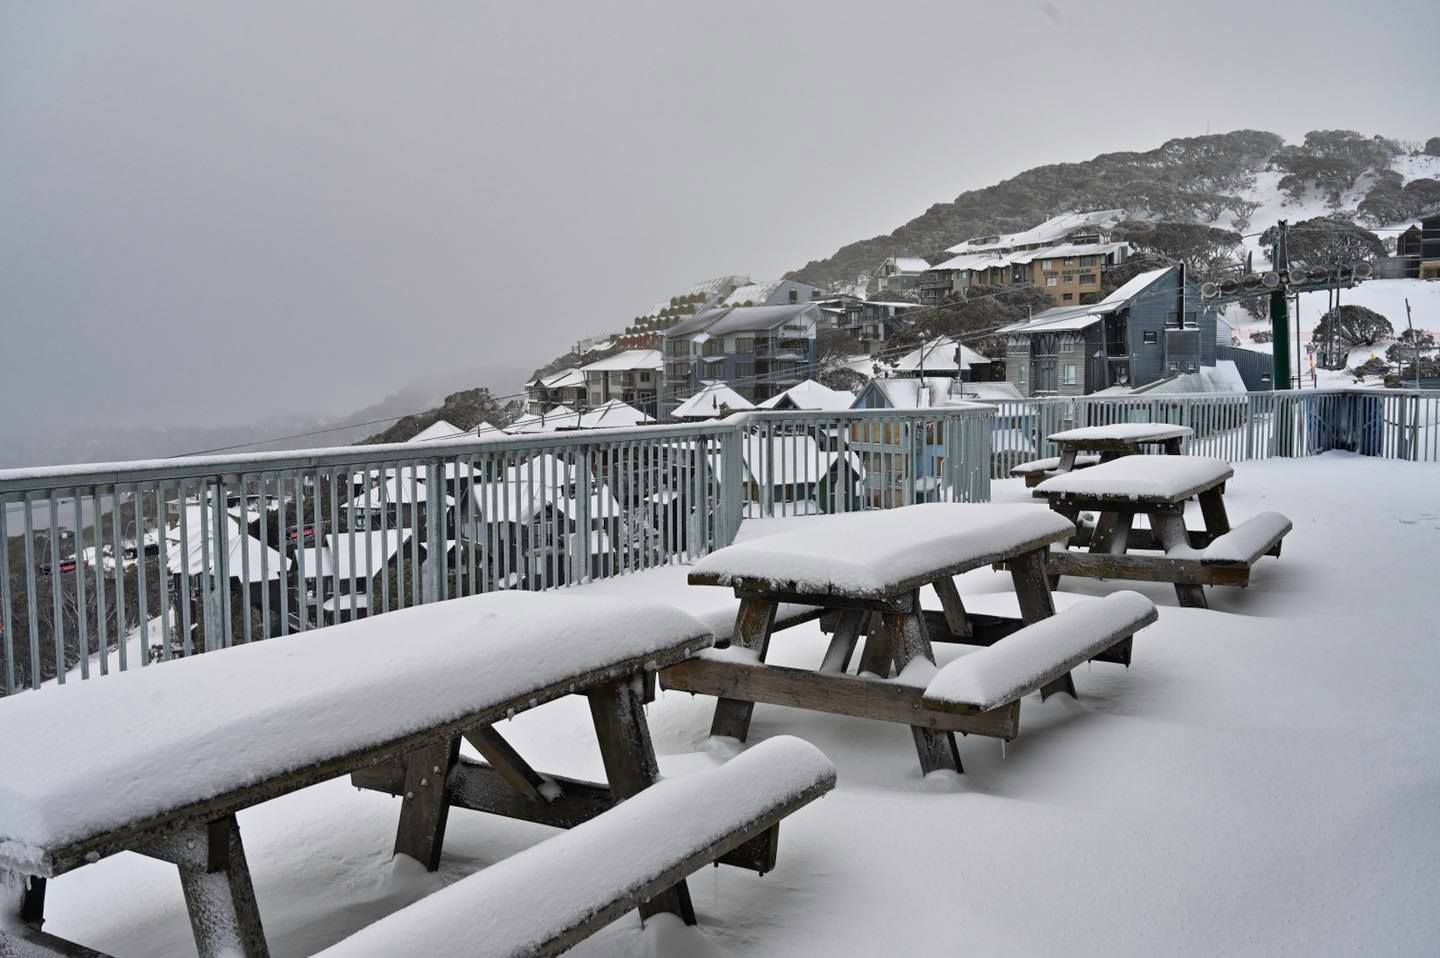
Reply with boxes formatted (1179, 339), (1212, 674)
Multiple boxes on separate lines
(523, 367), (587, 415)
(577, 349), (663, 417)
(996, 266), (1218, 397)
(613, 275), (754, 349)
(873, 256), (930, 293)
(661, 303), (820, 416)
(841, 299), (922, 346)
(919, 210), (1130, 306)
(1421, 211), (1440, 280)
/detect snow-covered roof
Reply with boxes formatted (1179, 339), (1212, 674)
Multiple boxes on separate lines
(167, 507), (287, 582)
(945, 209), (1125, 255)
(672, 382), (754, 418)
(756, 379), (856, 411)
(1127, 360), (1248, 396)
(666, 303), (820, 339)
(506, 405), (580, 434)
(536, 368), (586, 390)
(891, 337), (992, 374)
(574, 399), (652, 429)
(949, 381), (1025, 402)
(579, 349), (662, 373)
(723, 280), (791, 306)
(882, 256), (931, 274)
(469, 458), (621, 522)
(409, 419), (471, 443)
(860, 376), (981, 409)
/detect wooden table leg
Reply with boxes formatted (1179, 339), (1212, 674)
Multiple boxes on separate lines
(710, 597), (777, 741)
(1090, 510), (1133, 556)
(1197, 487), (1231, 538)
(1163, 437), (1185, 455)
(1010, 548), (1076, 699)
(589, 674), (696, 925)
(1151, 511), (1208, 609)
(879, 592), (961, 774)
(393, 737), (462, 871)
(176, 817), (270, 958)
(1056, 447), (1078, 472)
(931, 577), (972, 640)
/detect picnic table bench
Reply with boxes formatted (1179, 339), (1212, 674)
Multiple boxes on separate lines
(0, 592), (834, 958)
(1030, 455), (1292, 609)
(661, 503), (1157, 775)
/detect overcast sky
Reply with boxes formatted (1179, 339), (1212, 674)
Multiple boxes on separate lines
(3, 0), (1435, 446)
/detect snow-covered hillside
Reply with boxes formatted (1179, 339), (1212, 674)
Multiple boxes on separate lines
(1213, 153), (1440, 265)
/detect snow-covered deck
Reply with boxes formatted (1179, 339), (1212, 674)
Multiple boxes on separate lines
(38, 453), (1440, 955)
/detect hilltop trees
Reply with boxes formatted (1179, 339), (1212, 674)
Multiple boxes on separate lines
(364, 387), (523, 444)
(1115, 221), (1243, 276)
(1259, 218), (1385, 268)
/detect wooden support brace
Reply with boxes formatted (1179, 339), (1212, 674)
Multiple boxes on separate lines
(818, 610), (866, 673)
(1150, 511), (1208, 609)
(1198, 488), (1231, 537)
(931, 576), (971, 639)
(174, 817), (270, 958)
(463, 724), (549, 804)
(392, 737), (461, 872)
(589, 675), (695, 925)
(1039, 672), (1078, 701)
(1009, 549), (1057, 624)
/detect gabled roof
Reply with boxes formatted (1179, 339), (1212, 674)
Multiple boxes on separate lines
(880, 256), (930, 273)
(409, 419), (471, 443)
(997, 267), (1175, 335)
(574, 399), (652, 429)
(948, 381), (1024, 402)
(858, 376), (967, 409)
(672, 382), (754, 418)
(721, 279), (812, 306)
(756, 379), (855, 411)
(536, 367), (586, 390)
(891, 337), (992, 374)
(665, 302), (820, 339)
(945, 209), (1125, 255)
(579, 349), (662, 373)
(506, 405), (579, 434)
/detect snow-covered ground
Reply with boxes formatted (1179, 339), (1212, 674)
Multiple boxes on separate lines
(38, 453), (1440, 956)
(1219, 277), (1440, 386)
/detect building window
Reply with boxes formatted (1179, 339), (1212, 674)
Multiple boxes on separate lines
(1063, 364), (1077, 385)
(1047, 277), (1057, 287)
(1185, 362), (1198, 373)
(1064, 257), (1076, 266)
(1168, 362), (1179, 374)
(1079, 274), (1096, 285)
(1062, 293), (1074, 301)
(1018, 364), (1026, 383)
(734, 337), (753, 354)
(789, 288), (798, 303)
(735, 362), (754, 380)
(1143, 330), (1158, 344)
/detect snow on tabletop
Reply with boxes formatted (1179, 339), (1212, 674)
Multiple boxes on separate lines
(316, 736), (835, 958)
(1048, 423), (1193, 443)
(1035, 455), (1233, 501)
(923, 591), (1156, 712)
(0, 592), (713, 865)
(1202, 511), (1293, 563)
(688, 503), (1075, 597)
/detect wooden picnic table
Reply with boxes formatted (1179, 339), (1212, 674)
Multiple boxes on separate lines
(1047, 423), (1194, 472)
(1031, 455), (1291, 609)
(0, 592), (834, 957)
(659, 503), (1153, 775)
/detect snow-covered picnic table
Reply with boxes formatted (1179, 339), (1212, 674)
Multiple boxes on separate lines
(0, 591), (835, 957)
(1031, 455), (1291, 608)
(661, 503), (1156, 775)
(1012, 423), (1193, 488)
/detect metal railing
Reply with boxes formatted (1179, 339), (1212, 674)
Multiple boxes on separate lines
(0, 406), (994, 694)
(986, 388), (1440, 477)
(4, 388), (1436, 696)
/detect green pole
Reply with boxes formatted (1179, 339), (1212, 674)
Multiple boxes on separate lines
(1270, 219), (1291, 391)
(1270, 289), (1291, 389)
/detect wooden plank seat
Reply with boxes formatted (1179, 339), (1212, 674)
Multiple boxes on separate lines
(0, 591), (725, 958)
(662, 503), (1088, 775)
(1010, 454), (1101, 487)
(319, 737), (836, 958)
(1198, 511), (1292, 565)
(921, 591), (1157, 718)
